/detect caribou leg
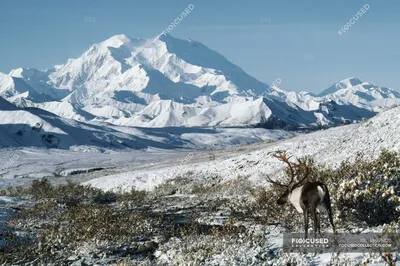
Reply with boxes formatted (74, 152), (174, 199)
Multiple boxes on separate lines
(311, 205), (318, 237)
(327, 204), (336, 233)
(303, 206), (309, 238)
(316, 212), (321, 235)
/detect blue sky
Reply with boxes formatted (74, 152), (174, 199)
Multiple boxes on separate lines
(0, 0), (399, 93)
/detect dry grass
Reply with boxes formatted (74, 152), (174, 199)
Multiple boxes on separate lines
(2, 149), (400, 264)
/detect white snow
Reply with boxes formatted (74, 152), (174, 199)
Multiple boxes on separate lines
(0, 125), (294, 188)
(0, 90), (398, 266)
(85, 105), (400, 192)
(0, 32), (398, 266)
(1, 34), (397, 129)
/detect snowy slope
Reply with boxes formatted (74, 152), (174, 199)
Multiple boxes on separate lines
(0, 72), (55, 103)
(0, 98), (181, 150)
(0, 97), (297, 152)
(138, 34), (274, 96)
(85, 104), (400, 191)
(8, 68), (65, 99)
(0, 34), (398, 129)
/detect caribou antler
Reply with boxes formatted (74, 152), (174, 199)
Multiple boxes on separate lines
(265, 174), (288, 187)
(291, 157), (311, 188)
(268, 150), (295, 185)
(266, 150), (311, 188)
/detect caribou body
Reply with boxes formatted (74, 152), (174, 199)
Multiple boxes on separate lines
(266, 151), (335, 238)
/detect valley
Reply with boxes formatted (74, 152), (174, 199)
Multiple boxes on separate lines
(1, 105), (399, 265)
(0, 32), (399, 265)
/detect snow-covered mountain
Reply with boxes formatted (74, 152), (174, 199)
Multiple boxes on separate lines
(318, 77), (400, 111)
(0, 97), (180, 150)
(0, 96), (298, 150)
(0, 72), (56, 103)
(0, 34), (398, 129)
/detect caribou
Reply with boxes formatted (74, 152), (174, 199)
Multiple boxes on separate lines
(266, 151), (335, 238)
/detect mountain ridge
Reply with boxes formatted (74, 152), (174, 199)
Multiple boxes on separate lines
(0, 33), (399, 129)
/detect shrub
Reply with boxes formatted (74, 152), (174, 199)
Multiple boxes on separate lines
(309, 149), (400, 226)
(29, 178), (54, 200)
(3, 178), (118, 206)
(93, 190), (118, 204)
(116, 188), (147, 203)
(251, 149), (400, 230)
(1, 194), (156, 264)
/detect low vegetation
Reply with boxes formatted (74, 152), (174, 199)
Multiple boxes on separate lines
(1, 149), (399, 265)
(247, 149), (400, 229)
(0, 181), (155, 264)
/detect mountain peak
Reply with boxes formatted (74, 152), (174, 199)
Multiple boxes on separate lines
(157, 33), (196, 46)
(339, 77), (364, 87)
(1, 33), (396, 130)
(9, 68), (48, 80)
(9, 68), (25, 77)
(101, 34), (134, 48)
(318, 77), (364, 96)
(157, 33), (177, 42)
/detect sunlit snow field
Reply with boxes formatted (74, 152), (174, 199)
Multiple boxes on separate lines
(1, 106), (399, 265)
